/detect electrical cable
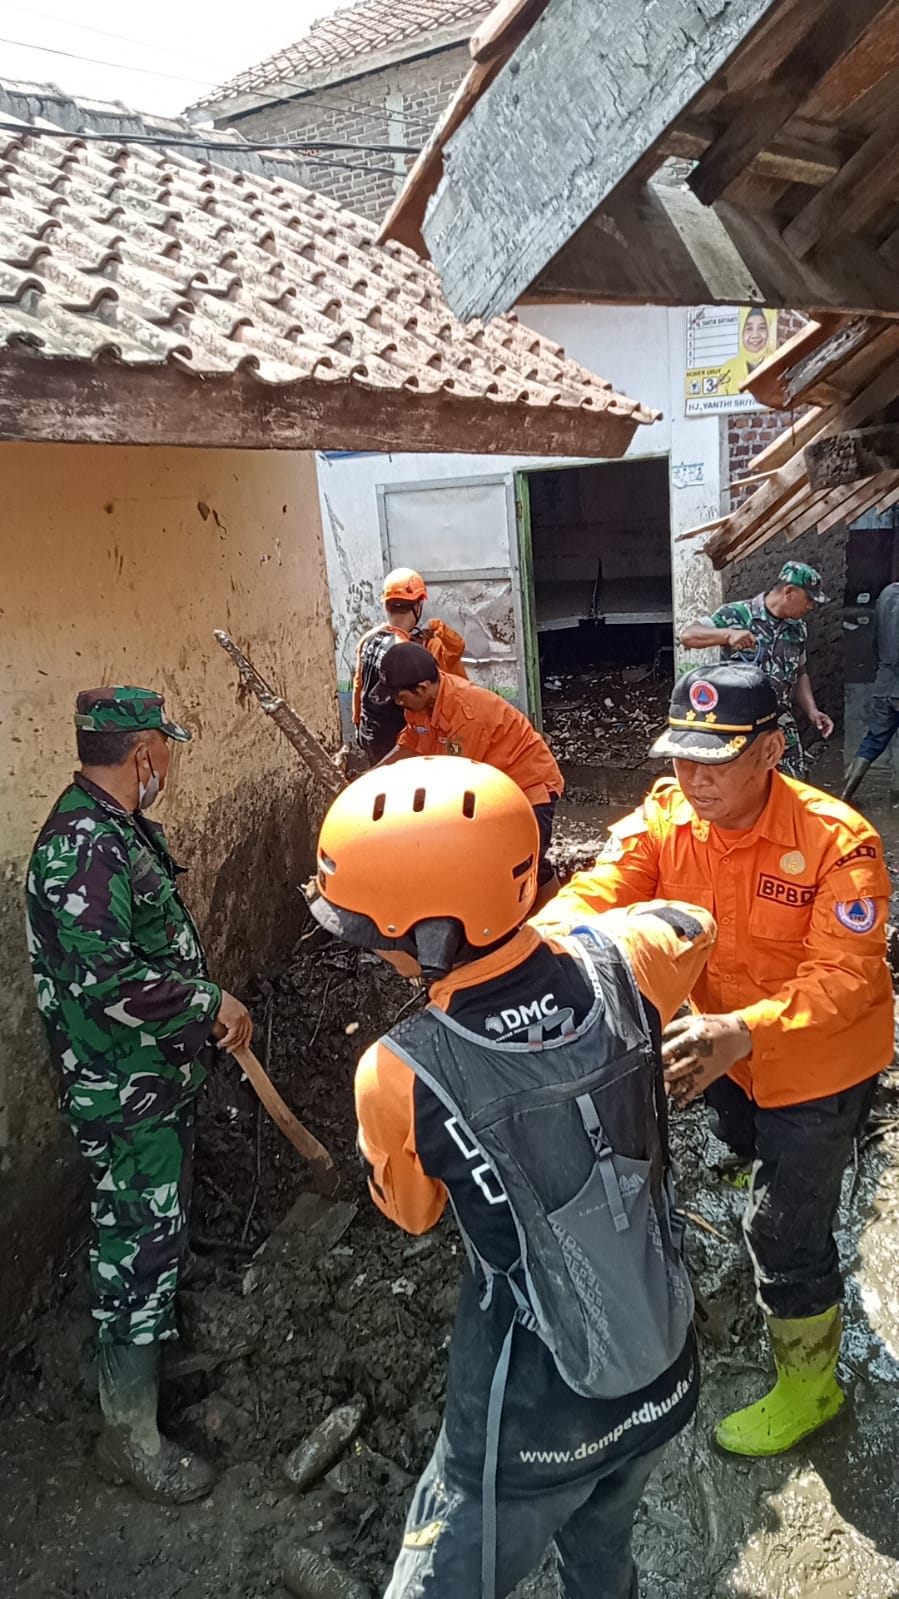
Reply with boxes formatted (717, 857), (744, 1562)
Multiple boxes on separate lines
(5, 2), (225, 65)
(0, 33), (216, 86)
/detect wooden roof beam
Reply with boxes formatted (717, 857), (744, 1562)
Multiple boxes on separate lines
(688, 0), (896, 205)
(801, 0), (899, 119)
(660, 115), (852, 187)
(782, 114), (899, 260)
(533, 183), (899, 316)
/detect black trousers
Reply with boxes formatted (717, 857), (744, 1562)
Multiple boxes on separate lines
(704, 1073), (877, 1319)
(532, 794), (559, 887)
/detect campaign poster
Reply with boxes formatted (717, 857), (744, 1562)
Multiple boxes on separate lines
(685, 306), (779, 416)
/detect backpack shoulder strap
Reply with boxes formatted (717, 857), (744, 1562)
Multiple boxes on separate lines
(560, 923), (672, 1172)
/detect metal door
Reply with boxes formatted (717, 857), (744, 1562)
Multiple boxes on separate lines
(377, 473), (530, 709)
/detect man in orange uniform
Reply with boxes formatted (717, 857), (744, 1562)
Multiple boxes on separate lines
(372, 640), (564, 892)
(353, 568), (467, 766)
(309, 757), (714, 1599)
(538, 663), (893, 1457)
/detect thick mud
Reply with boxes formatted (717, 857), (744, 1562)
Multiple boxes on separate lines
(4, 868), (899, 1598)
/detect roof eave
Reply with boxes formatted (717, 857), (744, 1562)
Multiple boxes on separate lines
(0, 351), (656, 458)
(191, 21), (482, 122)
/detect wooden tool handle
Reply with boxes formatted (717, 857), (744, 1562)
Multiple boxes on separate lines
(232, 1045), (336, 1176)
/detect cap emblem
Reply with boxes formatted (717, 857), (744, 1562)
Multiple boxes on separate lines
(689, 680), (719, 713)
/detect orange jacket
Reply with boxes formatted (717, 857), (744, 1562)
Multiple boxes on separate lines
(355, 906), (716, 1234)
(352, 619), (467, 728)
(536, 774), (893, 1107)
(398, 672), (564, 805)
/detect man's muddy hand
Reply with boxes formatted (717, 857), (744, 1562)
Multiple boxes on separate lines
(213, 991), (253, 1052)
(662, 1013), (751, 1106)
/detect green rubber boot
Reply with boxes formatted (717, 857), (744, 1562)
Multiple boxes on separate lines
(714, 1306), (844, 1457)
(95, 1342), (216, 1503)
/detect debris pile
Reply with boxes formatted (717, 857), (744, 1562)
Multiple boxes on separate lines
(541, 668), (672, 769)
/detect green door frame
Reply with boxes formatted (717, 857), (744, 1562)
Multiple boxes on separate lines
(515, 453), (675, 730)
(514, 470), (542, 729)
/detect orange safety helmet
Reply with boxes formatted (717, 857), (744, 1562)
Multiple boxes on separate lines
(382, 567), (428, 604)
(315, 757), (539, 946)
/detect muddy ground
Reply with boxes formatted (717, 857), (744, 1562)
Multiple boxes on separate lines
(4, 813), (899, 1599)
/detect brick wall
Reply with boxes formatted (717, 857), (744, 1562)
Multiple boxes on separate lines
(215, 44), (472, 221)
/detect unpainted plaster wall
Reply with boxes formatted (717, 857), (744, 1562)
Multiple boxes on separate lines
(0, 441), (338, 1347)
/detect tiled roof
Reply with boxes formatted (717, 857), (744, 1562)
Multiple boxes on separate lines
(0, 128), (658, 433)
(193, 0), (493, 110)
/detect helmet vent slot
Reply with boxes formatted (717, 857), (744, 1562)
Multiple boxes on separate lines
(461, 790), (476, 819)
(512, 853), (534, 879)
(319, 851), (337, 875)
(372, 792), (387, 821)
(412, 786), (426, 813)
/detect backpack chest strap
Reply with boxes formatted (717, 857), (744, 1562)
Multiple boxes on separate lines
(576, 1092), (630, 1235)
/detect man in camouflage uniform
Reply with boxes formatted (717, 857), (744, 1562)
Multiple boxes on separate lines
(26, 686), (252, 1503)
(678, 560), (834, 779)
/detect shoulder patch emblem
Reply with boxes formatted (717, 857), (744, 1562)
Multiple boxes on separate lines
(689, 680), (718, 713)
(835, 898), (877, 934)
(834, 843), (878, 869)
(779, 850), (806, 876)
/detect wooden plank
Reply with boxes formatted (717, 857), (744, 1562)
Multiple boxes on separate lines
(688, 0), (895, 206)
(873, 479), (899, 513)
(421, 0), (783, 320)
(706, 328), (899, 554)
(782, 114), (899, 259)
(817, 475), (889, 532)
(783, 487), (847, 541)
(805, 425), (899, 489)
(801, 0), (899, 119)
(470, 0), (549, 65)
(780, 317), (879, 407)
(0, 354), (645, 458)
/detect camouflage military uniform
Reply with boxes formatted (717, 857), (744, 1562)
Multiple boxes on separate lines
(26, 771), (220, 1344)
(699, 595), (809, 779)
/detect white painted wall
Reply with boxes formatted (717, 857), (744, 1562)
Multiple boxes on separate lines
(316, 304), (724, 732)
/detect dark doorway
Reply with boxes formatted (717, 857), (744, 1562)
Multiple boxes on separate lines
(525, 457), (673, 773)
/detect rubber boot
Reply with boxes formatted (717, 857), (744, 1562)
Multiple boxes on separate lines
(714, 1306), (844, 1456)
(841, 757), (871, 804)
(531, 871), (561, 914)
(94, 1341), (216, 1503)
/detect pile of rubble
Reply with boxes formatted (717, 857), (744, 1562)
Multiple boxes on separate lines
(541, 668), (672, 769)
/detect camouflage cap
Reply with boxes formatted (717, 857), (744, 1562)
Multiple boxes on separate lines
(73, 686), (191, 741)
(777, 560), (829, 604)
